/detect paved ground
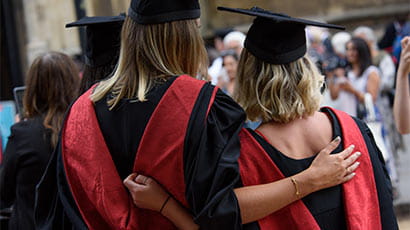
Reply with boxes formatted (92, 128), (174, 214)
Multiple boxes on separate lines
(399, 217), (410, 230)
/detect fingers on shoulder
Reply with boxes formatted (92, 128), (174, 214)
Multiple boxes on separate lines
(342, 151), (361, 167)
(320, 136), (341, 155)
(337, 144), (355, 159)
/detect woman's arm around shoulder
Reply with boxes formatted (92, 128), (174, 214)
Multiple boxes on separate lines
(124, 137), (361, 227)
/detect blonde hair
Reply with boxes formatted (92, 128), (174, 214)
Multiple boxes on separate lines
(91, 17), (208, 108)
(234, 49), (324, 123)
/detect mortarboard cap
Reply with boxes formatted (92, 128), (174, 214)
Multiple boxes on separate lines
(128, 0), (200, 24)
(217, 6), (345, 64)
(66, 14), (125, 67)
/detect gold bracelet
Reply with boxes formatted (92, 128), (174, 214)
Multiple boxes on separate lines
(291, 177), (301, 198)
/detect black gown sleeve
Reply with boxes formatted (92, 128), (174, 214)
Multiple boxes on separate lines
(1, 120), (52, 209)
(184, 85), (247, 230)
(0, 125), (19, 209)
(32, 102), (88, 230)
(34, 140), (63, 229)
(353, 117), (399, 230)
(35, 136), (88, 230)
(56, 140), (88, 230)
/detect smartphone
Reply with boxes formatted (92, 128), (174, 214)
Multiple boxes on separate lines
(13, 86), (26, 119)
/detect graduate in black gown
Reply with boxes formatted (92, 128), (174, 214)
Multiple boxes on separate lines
(35, 1), (361, 229)
(35, 1), (244, 229)
(65, 14), (125, 94)
(124, 6), (398, 230)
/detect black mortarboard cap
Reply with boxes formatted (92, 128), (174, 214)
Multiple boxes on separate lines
(128, 0), (200, 24)
(66, 14), (125, 67)
(217, 6), (345, 64)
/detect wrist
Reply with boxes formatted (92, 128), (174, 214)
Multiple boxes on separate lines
(160, 196), (173, 218)
(397, 69), (410, 79)
(159, 195), (171, 215)
(353, 90), (361, 99)
(161, 197), (198, 230)
(293, 170), (319, 197)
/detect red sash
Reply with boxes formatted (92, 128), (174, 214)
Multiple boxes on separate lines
(238, 107), (381, 230)
(62, 75), (217, 229)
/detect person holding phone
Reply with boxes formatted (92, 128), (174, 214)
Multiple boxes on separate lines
(12, 86), (26, 120)
(0, 52), (79, 229)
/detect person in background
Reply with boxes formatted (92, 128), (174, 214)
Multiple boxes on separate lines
(394, 36), (410, 134)
(217, 49), (239, 96)
(378, 15), (410, 64)
(207, 28), (233, 84)
(66, 14), (125, 94)
(0, 52), (79, 229)
(208, 30), (245, 85)
(224, 31), (246, 57)
(354, 26), (396, 101)
(218, 48), (262, 130)
(353, 26), (401, 175)
(329, 37), (399, 188)
(322, 32), (351, 109)
(332, 32), (352, 59)
(328, 37), (381, 117)
(214, 28), (234, 54)
(306, 26), (327, 64)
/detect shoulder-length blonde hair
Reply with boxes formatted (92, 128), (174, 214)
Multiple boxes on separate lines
(24, 52), (80, 147)
(91, 17), (208, 109)
(234, 49), (324, 123)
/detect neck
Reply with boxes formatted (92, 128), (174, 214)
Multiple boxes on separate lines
(352, 63), (360, 73)
(371, 48), (378, 58)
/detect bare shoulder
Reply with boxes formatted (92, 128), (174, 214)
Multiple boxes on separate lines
(312, 111), (333, 142)
(257, 112), (334, 158)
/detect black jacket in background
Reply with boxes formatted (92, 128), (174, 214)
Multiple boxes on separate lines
(0, 117), (53, 230)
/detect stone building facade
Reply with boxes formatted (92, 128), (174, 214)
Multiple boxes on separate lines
(1, 0), (409, 100)
(203, 0), (409, 28)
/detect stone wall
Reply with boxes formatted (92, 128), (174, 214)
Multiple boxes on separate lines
(203, 0), (409, 34)
(16, 0), (131, 74)
(21, 0), (80, 68)
(84, 0), (130, 16)
(16, 0), (409, 74)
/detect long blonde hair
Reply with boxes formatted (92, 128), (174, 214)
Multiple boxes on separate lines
(91, 17), (208, 108)
(235, 49), (324, 123)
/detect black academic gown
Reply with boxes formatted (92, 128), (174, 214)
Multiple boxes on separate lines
(0, 117), (53, 230)
(245, 107), (398, 230)
(35, 76), (251, 229)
